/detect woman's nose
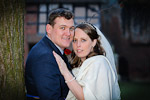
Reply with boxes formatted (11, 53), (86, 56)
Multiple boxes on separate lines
(77, 41), (81, 47)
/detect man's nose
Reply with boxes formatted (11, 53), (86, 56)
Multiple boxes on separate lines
(65, 28), (71, 35)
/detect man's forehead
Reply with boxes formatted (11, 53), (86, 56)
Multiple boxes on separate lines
(55, 17), (73, 22)
(55, 22), (74, 27)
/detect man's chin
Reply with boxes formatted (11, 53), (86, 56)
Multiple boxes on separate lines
(64, 44), (70, 48)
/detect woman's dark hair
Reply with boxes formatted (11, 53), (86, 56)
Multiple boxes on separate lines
(48, 8), (74, 27)
(70, 22), (106, 68)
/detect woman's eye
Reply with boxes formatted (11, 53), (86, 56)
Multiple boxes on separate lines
(81, 39), (86, 42)
(73, 39), (77, 42)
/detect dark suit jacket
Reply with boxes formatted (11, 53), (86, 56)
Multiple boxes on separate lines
(25, 36), (71, 100)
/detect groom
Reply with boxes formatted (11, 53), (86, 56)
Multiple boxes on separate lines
(25, 8), (74, 100)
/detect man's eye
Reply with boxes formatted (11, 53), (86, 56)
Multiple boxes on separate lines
(70, 27), (75, 31)
(60, 27), (65, 30)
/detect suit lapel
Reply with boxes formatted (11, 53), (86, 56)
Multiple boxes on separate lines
(43, 35), (72, 70)
(63, 53), (72, 71)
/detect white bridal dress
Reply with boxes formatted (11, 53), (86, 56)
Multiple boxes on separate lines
(66, 26), (120, 100)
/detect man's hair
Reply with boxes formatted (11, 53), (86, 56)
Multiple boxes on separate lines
(48, 8), (74, 27)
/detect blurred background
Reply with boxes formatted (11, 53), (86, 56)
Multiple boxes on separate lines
(24, 0), (150, 99)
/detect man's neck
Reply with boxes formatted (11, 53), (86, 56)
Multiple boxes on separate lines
(46, 35), (64, 55)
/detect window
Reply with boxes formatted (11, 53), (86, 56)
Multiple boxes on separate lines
(63, 4), (73, 11)
(48, 4), (59, 11)
(37, 3), (101, 35)
(87, 5), (100, 28)
(74, 7), (86, 23)
(74, 5), (100, 28)
(38, 4), (47, 35)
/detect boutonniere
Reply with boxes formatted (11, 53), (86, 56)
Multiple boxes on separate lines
(64, 48), (72, 55)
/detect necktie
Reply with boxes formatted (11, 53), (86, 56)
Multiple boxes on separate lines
(63, 53), (72, 71)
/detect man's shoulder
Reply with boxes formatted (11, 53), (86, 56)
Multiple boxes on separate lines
(26, 41), (53, 63)
(30, 37), (53, 54)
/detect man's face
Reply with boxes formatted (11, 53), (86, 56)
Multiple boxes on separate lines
(47, 17), (74, 50)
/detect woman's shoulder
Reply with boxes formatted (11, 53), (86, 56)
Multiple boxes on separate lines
(80, 55), (110, 69)
(85, 55), (109, 63)
(85, 55), (111, 69)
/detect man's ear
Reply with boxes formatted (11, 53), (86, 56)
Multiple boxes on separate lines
(46, 24), (52, 34)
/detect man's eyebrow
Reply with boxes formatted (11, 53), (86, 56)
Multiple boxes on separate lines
(59, 25), (66, 27)
(59, 25), (74, 28)
(70, 26), (75, 28)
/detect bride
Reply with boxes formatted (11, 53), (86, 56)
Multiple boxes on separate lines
(53, 22), (120, 100)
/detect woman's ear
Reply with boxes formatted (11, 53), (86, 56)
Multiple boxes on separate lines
(46, 24), (52, 34)
(92, 39), (97, 47)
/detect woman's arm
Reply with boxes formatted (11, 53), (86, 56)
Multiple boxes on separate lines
(53, 51), (84, 100)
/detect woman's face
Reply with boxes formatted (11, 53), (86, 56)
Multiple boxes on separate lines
(72, 28), (96, 62)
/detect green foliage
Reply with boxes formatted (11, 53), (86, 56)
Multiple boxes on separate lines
(0, 0), (25, 100)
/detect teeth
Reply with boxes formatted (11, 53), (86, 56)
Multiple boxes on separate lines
(63, 37), (70, 40)
(77, 50), (82, 52)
